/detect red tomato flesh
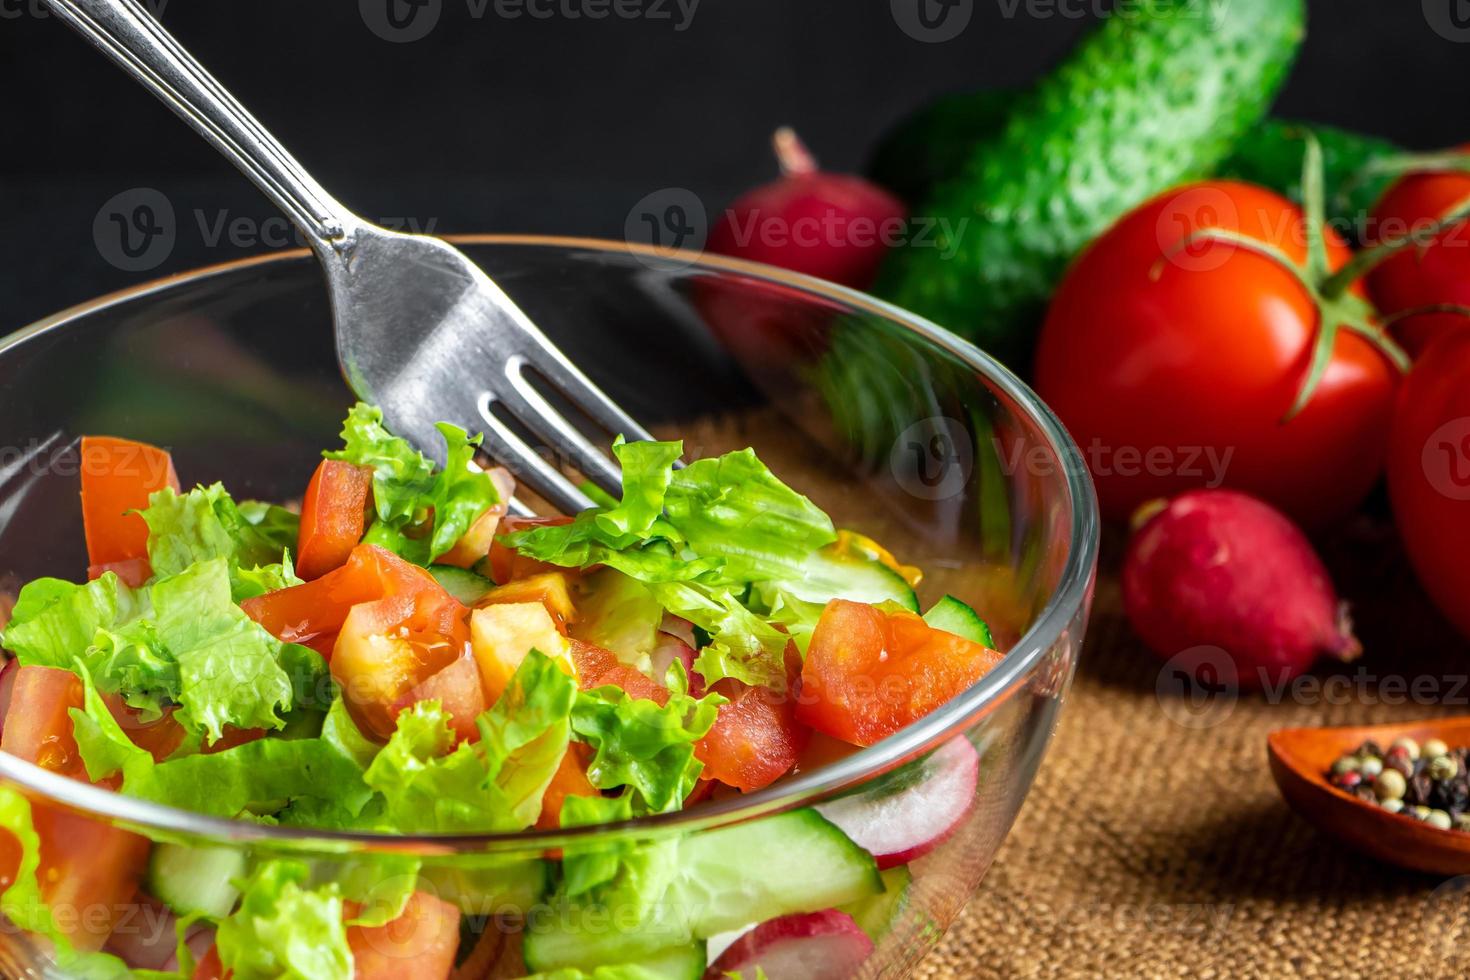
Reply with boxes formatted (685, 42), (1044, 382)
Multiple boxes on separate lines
(346, 891), (461, 980)
(296, 459), (374, 581)
(797, 600), (1003, 747)
(79, 435), (179, 569)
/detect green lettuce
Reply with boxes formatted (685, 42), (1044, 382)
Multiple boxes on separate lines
(2, 572), (147, 670)
(326, 402), (499, 565)
(363, 650), (576, 833)
(215, 860), (352, 980)
(141, 483), (301, 599)
(571, 668), (724, 814)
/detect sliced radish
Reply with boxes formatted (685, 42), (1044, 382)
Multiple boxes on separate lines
(650, 630), (704, 697)
(705, 909), (873, 980)
(815, 736), (978, 870)
(660, 614), (698, 649)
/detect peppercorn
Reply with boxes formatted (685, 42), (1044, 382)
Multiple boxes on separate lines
(1358, 740), (1386, 759)
(1375, 768), (1408, 802)
(1358, 757), (1384, 779)
(1334, 771), (1363, 790)
(1425, 738), (1450, 759)
(1431, 755), (1459, 781)
(1392, 737), (1422, 761)
(1409, 773), (1434, 805)
(1381, 798), (1405, 815)
(1330, 755), (1360, 776)
(1428, 809), (1453, 830)
(1456, 813), (1470, 833)
(1386, 754), (1415, 778)
(1410, 805), (1433, 821)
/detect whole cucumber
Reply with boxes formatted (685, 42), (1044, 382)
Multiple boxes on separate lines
(875, 0), (1305, 366)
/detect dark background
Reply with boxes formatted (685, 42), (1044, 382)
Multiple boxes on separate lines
(0, 0), (1464, 329)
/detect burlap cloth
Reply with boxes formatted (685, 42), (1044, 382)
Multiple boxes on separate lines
(921, 521), (1470, 979)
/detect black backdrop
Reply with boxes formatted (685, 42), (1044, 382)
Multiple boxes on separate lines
(1, 0), (1464, 328)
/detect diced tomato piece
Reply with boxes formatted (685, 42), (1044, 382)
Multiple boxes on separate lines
(296, 460), (374, 581)
(569, 638), (619, 682)
(192, 945), (227, 980)
(1, 665), (88, 780)
(536, 743), (598, 829)
(696, 681), (808, 793)
(797, 600), (1004, 747)
(488, 515), (574, 584)
(346, 891), (461, 980)
(87, 557), (154, 589)
(438, 468), (515, 570)
(394, 653), (487, 744)
(242, 544), (460, 649)
(79, 436), (180, 568)
(475, 573), (576, 632)
(568, 639), (668, 705)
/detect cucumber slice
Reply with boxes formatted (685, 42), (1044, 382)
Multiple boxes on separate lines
(771, 551), (918, 612)
(522, 943), (706, 980)
(428, 565), (495, 605)
(524, 809), (881, 971)
(420, 856), (550, 917)
(841, 865), (913, 941)
(570, 568), (665, 671)
(922, 595), (995, 648)
(147, 842), (246, 918)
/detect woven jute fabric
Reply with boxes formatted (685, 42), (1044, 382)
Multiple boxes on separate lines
(923, 522), (1470, 979)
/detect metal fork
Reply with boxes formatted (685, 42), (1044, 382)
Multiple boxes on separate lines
(43, 0), (653, 515)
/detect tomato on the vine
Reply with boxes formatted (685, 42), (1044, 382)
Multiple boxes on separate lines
(1367, 162), (1470, 357)
(1387, 330), (1470, 641)
(1035, 180), (1402, 527)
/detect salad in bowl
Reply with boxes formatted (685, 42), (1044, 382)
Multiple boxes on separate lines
(0, 401), (1007, 979)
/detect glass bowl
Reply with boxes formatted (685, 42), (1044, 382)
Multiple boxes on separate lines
(0, 236), (1098, 978)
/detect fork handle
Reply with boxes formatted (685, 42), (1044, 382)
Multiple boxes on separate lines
(41, 0), (357, 256)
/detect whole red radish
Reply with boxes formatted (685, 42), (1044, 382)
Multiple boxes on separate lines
(708, 128), (907, 291)
(1123, 489), (1359, 691)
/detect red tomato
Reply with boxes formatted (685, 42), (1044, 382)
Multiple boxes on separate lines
(79, 435), (179, 569)
(1035, 181), (1400, 527)
(797, 600), (1003, 747)
(1, 665), (88, 780)
(296, 459), (374, 580)
(241, 544), (459, 649)
(87, 558), (154, 589)
(192, 945), (226, 980)
(1367, 160), (1470, 357)
(488, 515), (573, 585)
(346, 891), (461, 980)
(1387, 330), (1470, 640)
(536, 742), (598, 829)
(393, 653), (486, 745)
(696, 680), (808, 792)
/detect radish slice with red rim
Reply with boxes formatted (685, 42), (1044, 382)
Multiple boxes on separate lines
(815, 736), (979, 870)
(705, 909), (873, 980)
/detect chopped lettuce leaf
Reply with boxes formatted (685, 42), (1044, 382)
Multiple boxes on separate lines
(571, 673), (724, 814)
(2, 572), (147, 670)
(592, 438), (683, 538)
(364, 650), (576, 833)
(142, 484), (298, 599)
(215, 860), (352, 980)
(559, 793), (637, 898)
(150, 558), (295, 740)
(650, 581), (790, 689)
(325, 403), (499, 565)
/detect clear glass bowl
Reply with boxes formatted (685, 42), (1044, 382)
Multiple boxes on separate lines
(0, 237), (1098, 978)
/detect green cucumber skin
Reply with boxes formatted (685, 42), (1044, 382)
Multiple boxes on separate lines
(428, 564), (494, 605)
(876, 0), (1305, 366)
(923, 595), (995, 648)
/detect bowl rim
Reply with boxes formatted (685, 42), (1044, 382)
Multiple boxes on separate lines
(0, 234), (1100, 851)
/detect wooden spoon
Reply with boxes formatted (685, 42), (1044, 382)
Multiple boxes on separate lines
(1268, 717), (1470, 875)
